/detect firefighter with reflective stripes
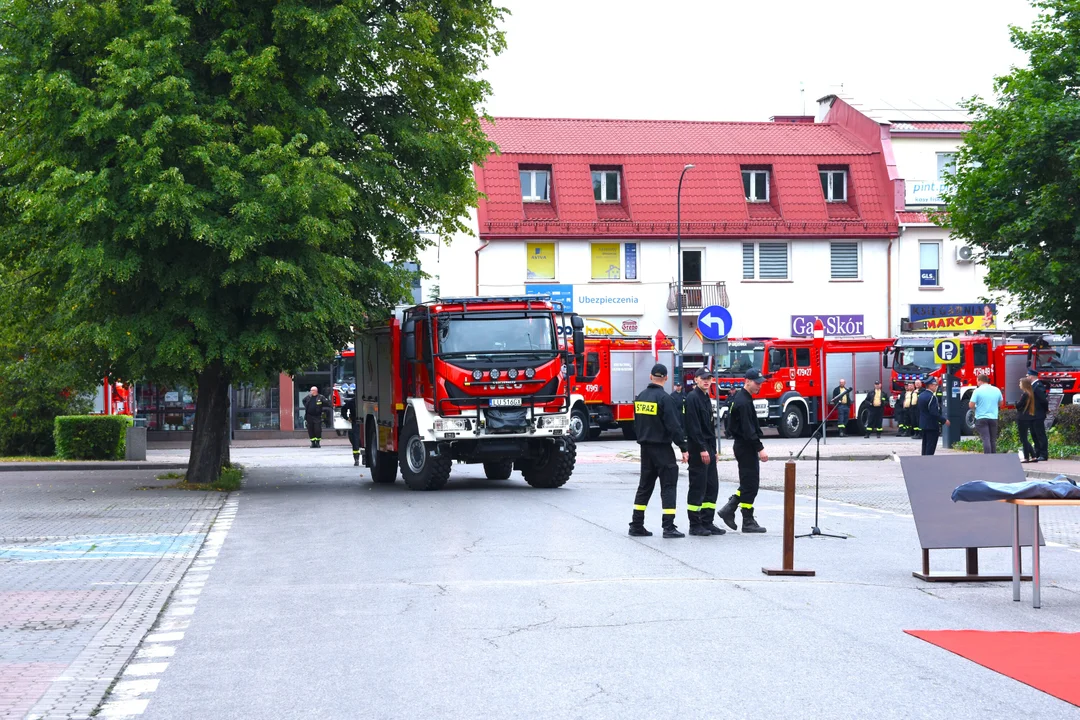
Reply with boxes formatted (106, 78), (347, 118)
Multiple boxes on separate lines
(898, 381), (918, 437)
(910, 379), (924, 438)
(629, 363), (689, 538)
(717, 369), (768, 533)
(862, 380), (887, 438)
(831, 379), (852, 436)
(685, 368), (725, 536)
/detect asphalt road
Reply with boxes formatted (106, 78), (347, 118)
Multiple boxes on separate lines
(109, 444), (1080, 720)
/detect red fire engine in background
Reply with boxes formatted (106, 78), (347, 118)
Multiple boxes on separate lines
(565, 334), (676, 442)
(355, 296), (583, 490)
(94, 378), (134, 417)
(331, 346), (356, 436)
(714, 337), (895, 437)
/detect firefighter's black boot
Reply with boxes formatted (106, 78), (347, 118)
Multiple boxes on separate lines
(353, 452), (360, 467)
(688, 510), (711, 536)
(718, 495), (739, 530)
(741, 507), (766, 533)
(662, 516), (684, 538)
(700, 508), (726, 535)
(629, 508), (652, 537)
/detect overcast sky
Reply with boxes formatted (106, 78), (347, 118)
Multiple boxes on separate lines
(481, 0), (1039, 122)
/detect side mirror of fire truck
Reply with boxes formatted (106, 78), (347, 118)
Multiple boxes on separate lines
(570, 315), (585, 377)
(403, 319), (416, 361)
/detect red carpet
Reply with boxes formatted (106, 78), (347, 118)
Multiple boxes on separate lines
(906, 630), (1080, 706)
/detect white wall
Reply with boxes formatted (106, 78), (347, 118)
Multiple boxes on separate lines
(415, 208), (480, 301)
(891, 136), (961, 189)
(477, 237), (892, 345)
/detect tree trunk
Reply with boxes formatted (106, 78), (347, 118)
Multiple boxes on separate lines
(188, 360), (231, 484)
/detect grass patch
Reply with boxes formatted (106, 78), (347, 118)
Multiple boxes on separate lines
(0, 456), (60, 462)
(149, 465), (243, 492)
(156, 471), (186, 480)
(951, 425), (1080, 460)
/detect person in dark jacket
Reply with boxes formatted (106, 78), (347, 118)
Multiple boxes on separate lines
(685, 368), (725, 536)
(831, 379), (853, 436)
(917, 378), (949, 455)
(1017, 377), (1038, 463)
(1028, 368), (1050, 461)
(629, 363), (689, 538)
(861, 380), (888, 439)
(670, 382), (686, 431)
(717, 369), (768, 533)
(341, 394), (361, 466)
(302, 386), (329, 448)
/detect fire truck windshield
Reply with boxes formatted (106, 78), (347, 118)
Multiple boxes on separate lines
(1036, 345), (1080, 369)
(896, 347), (936, 372)
(333, 358), (354, 385)
(437, 314), (557, 357)
(714, 345), (764, 375)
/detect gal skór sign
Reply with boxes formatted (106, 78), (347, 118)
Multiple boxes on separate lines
(790, 315), (865, 337)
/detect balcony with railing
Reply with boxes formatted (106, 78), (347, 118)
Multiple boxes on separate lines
(667, 281), (729, 314)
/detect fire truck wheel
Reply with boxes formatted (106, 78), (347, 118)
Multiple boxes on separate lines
(367, 426), (398, 484)
(778, 405), (806, 439)
(399, 416), (451, 491)
(962, 394), (976, 435)
(521, 439), (577, 489)
(620, 423), (637, 441)
(483, 460), (514, 480)
(569, 405), (590, 443)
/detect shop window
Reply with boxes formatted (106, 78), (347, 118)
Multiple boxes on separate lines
(819, 169), (847, 202)
(526, 243), (556, 281)
(742, 169), (769, 202)
(591, 170), (621, 203)
(520, 169), (550, 202)
(590, 242), (638, 281)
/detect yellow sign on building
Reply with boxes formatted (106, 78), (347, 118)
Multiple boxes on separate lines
(591, 243), (621, 280)
(526, 243), (555, 280)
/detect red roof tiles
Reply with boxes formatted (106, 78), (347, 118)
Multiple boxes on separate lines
(476, 117), (898, 239)
(889, 122), (970, 133)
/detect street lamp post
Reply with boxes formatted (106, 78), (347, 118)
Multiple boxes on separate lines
(676, 163), (695, 385)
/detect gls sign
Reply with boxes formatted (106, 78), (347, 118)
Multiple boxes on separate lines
(790, 315), (866, 338)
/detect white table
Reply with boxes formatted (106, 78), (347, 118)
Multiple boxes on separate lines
(1004, 498), (1080, 608)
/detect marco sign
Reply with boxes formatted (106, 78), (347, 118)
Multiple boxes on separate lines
(791, 315), (865, 337)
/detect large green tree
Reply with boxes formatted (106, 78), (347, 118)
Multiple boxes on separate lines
(943, 0), (1080, 335)
(0, 1), (504, 480)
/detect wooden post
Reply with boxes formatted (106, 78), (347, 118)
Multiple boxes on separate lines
(763, 461), (816, 577)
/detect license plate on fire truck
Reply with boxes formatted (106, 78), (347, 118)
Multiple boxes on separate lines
(490, 398), (523, 407)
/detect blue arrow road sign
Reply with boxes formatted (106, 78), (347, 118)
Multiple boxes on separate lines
(697, 305), (732, 341)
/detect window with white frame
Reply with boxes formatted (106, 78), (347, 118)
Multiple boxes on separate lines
(936, 153), (956, 182)
(742, 242), (789, 280)
(742, 169), (769, 202)
(830, 242), (860, 279)
(819, 169), (847, 202)
(591, 170), (621, 203)
(919, 241), (941, 287)
(519, 169), (550, 202)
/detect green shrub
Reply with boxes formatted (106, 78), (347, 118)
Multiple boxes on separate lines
(1051, 403), (1080, 445)
(54, 415), (134, 460)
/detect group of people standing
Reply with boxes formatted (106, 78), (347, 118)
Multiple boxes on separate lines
(629, 363), (767, 539)
(1017, 370), (1050, 462)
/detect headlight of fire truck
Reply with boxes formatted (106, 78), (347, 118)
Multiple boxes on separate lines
(538, 415), (569, 429)
(433, 418), (468, 432)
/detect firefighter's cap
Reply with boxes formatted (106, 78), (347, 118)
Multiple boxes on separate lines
(650, 363), (668, 378)
(744, 369), (767, 381)
(694, 367), (714, 380)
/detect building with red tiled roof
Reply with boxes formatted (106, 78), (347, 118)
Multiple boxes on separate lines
(460, 114), (900, 357)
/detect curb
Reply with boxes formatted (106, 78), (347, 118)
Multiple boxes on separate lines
(0, 462), (189, 474)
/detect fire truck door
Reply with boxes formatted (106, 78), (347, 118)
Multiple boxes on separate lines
(971, 341), (992, 384)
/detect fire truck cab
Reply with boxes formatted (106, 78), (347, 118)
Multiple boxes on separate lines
(1026, 335), (1079, 403)
(355, 296), (583, 491)
(331, 346), (355, 436)
(566, 334), (676, 443)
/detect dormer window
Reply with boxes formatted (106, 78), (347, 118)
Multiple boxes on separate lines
(520, 169), (550, 202)
(742, 169), (769, 202)
(819, 169), (847, 202)
(591, 170), (621, 203)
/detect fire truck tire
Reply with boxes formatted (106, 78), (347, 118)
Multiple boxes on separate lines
(367, 426), (398, 484)
(620, 423), (637, 441)
(521, 439), (576, 489)
(483, 460), (514, 480)
(399, 416), (451, 491)
(778, 405), (806, 439)
(569, 405), (590, 443)
(962, 393), (976, 435)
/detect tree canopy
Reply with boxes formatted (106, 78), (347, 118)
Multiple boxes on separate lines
(943, 0), (1080, 335)
(0, 0), (505, 478)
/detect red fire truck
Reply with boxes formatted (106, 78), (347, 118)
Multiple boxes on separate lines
(1026, 335), (1079, 403)
(887, 335), (1037, 434)
(355, 296), (584, 490)
(714, 337), (895, 437)
(330, 347), (356, 436)
(565, 334), (676, 442)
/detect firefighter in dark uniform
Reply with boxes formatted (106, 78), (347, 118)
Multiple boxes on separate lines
(898, 381), (918, 437)
(302, 386), (329, 448)
(629, 363), (689, 538)
(1028, 368), (1050, 461)
(863, 380), (888, 438)
(670, 382), (686, 431)
(340, 393), (361, 466)
(685, 368), (725, 536)
(831, 379), (853, 436)
(918, 377), (948, 455)
(717, 369), (768, 533)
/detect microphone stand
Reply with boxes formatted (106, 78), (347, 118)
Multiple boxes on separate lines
(794, 413), (847, 540)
